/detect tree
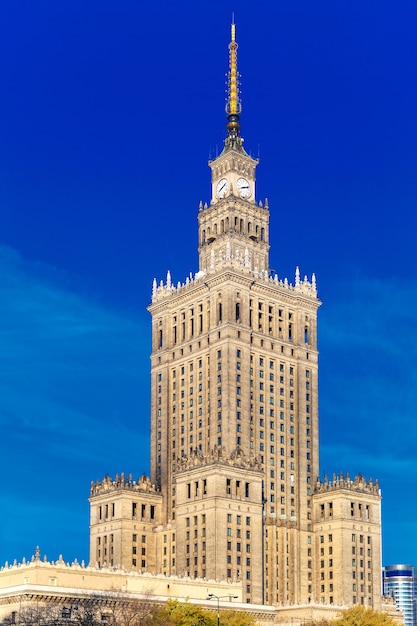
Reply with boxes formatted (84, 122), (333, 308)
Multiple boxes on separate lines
(333, 606), (398, 626)
(146, 600), (257, 626)
(7, 602), (63, 626)
(156, 600), (215, 626)
(2, 597), (257, 626)
(217, 609), (257, 626)
(105, 595), (156, 626)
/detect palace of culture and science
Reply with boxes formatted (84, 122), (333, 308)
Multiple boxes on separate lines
(87, 24), (383, 611)
(0, 22), (389, 626)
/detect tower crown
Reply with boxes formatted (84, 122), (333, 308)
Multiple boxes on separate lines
(206, 22), (258, 207)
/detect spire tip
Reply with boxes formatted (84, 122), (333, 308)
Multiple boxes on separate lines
(226, 19), (241, 139)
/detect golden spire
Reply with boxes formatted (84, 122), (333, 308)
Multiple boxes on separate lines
(225, 19), (242, 138)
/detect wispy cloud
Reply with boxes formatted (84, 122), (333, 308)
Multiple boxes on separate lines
(0, 246), (150, 563)
(319, 271), (417, 563)
(1, 251), (416, 566)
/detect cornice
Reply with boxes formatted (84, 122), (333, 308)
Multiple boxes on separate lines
(198, 196), (269, 219)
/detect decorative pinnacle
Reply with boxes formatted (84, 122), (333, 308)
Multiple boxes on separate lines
(225, 19), (242, 138)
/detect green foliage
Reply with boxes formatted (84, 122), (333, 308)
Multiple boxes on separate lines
(303, 606), (398, 626)
(145, 599), (256, 626)
(334, 606), (398, 626)
(218, 609), (257, 626)
(150, 599), (215, 626)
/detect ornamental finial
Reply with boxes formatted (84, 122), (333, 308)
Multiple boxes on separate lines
(225, 18), (241, 138)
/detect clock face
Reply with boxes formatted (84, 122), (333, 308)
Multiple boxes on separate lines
(237, 177), (251, 198)
(216, 178), (229, 198)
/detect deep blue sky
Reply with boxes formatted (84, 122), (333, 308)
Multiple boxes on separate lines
(1, 0), (416, 570)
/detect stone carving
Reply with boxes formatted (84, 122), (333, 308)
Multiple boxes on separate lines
(314, 471), (380, 495)
(151, 264), (317, 302)
(175, 446), (262, 473)
(90, 472), (158, 496)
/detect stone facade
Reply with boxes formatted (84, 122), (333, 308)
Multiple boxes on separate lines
(0, 554), (401, 626)
(313, 473), (382, 608)
(89, 22), (383, 611)
(0, 553), (245, 623)
(174, 451), (264, 600)
(89, 473), (163, 573)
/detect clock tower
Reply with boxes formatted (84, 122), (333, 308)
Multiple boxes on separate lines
(89, 20), (382, 612)
(198, 23), (270, 275)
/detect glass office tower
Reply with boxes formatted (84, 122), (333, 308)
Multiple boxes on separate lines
(383, 564), (417, 626)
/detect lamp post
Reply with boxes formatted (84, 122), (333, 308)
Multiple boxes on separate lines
(207, 593), (238, 626)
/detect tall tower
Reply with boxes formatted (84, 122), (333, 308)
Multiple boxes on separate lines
(89, 21), (382, 611)
(148, 22), (320, 605)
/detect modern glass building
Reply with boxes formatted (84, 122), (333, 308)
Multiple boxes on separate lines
(383, 564), (417, 626)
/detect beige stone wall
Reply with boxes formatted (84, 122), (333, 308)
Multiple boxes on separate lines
(89, 31), (382, 611)
(175, 460), (264, 603)
(0, 559), (395, 626)
(0, 559), (242, 618)
(312, 477), (382, 609)
(89, 479), (163, 573)
(148, 259), (320, 605)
